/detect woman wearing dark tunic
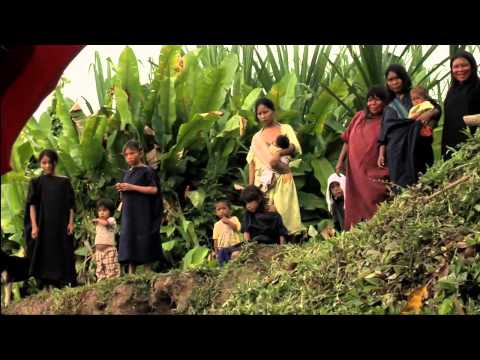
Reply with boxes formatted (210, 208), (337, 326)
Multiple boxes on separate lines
(335, 86), (390, 230)
(378, 64), (442, 188)
(116, 140), (163, 274)
(24, 149), (77, 289)
(442, 51), (480, 160)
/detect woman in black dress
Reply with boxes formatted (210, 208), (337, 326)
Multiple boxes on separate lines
(378, 64), (442, 188)
(116, 140), (163, 274)
(442, 50), (480, 160)
(24, 149), (77, 289)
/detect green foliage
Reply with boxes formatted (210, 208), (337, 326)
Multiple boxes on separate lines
(184, 132), (480, 314)
(6, 133), (478, 314)
(2, 45), (454, 303)
(182, 246), (210, 270)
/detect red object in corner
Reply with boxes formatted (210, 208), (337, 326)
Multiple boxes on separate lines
(1, 45), (85, 175)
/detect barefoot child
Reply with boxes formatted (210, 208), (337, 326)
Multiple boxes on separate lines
(116, 140), (163, 275)
(212, 200), (242, 266)
(24, 149), (77, 289)
(240, 185), (288, 245)
(93, 199), (120, 280)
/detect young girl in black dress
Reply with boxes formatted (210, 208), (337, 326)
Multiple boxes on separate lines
(24, 149), (77, 289)
(116, 140), (163, 274)
(240, 185), (288, 245)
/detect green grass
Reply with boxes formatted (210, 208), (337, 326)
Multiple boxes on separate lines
(5, 132), (480, 315)
(185, 131), (480, 315)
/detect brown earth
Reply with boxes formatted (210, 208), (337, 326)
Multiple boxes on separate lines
(3, 244), (281, 315)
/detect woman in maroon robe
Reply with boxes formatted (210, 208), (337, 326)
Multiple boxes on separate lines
(335, 86), (390, 230)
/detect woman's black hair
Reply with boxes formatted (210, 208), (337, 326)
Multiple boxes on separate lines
(123, 139), (143, 153)
(450, 50), (479, 87)
(385, 64), (412, 101)
(240, 185), (267, 212)
(254, 98), (275, 113)
(275, 135), (290, 149)
(364, 85), (389, 117)
(96, 198), (115, 215)
(38, 149), (58, 167)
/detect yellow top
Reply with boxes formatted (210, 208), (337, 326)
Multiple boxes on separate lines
(247, 123), (302, 165)
(212, 216), (242, 248)
(246, 123), (304, 235)
(408, 101), (434, 118)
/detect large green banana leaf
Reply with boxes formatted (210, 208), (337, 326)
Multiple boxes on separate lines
(118, 46), (143, 121)
(267, 73), (297, 111)
(175, 50), (201, 122)
(190, 53), (239, 118)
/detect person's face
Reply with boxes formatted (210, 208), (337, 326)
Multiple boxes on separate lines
(124, 148), (141, 167)
(246, 200), (259, 213)
(452, 57), (472, 83)
(40, 156), (55, 175)
(330, 182), (344, 200)
(410, 91), (426, 106)
(386, 71), (403, 94)
(97, 207), (111, 220)
(215, 202), (231, 218)
(256, 104), (274, 127)
(367, 96), (385, 115)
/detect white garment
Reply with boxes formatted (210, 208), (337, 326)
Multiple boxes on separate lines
(326, 173), (346, 214)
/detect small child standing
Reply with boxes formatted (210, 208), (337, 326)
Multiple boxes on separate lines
(93, 199), (120, 281)
(326, 173), (346, 232)
(409, 86), (436, 137)
(259, 135), (291, 193)
(212, 200), (242, 266)
(240, 185), (288, 245)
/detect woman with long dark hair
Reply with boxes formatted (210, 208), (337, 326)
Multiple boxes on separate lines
(378, 64), (442, 188)
(335, 86), (390, 230)
(246, 98), (303, 236)
(24, 149), (77, 289)
(442, 51), (480, 159)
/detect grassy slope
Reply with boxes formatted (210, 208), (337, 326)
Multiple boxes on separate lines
(4, 132), (479, 315)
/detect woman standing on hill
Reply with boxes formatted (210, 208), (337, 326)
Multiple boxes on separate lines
(442, 51), (480, 160)
(24, 149), (77, 289)
(379, 64), (442, 188)
(246, 98), (303, 236)
(336, 86), (390, 230)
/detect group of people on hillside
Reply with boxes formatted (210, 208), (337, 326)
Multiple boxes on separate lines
(332, 51), (479, 230)
(22, 140), (164, 289)
(3, 50), (479, 292)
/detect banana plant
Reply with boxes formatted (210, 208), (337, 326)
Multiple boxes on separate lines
(2, 45), (458, 294)
(89, 50), (114, 110)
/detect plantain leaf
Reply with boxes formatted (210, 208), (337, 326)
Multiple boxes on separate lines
(268, 73), (298, 111)
(190, 53), (239, 118)
(118, 46), (143, 122)
(175, 50), (200, 121)
(187, 189), (206, 209)
(311, 157), (335, 195)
